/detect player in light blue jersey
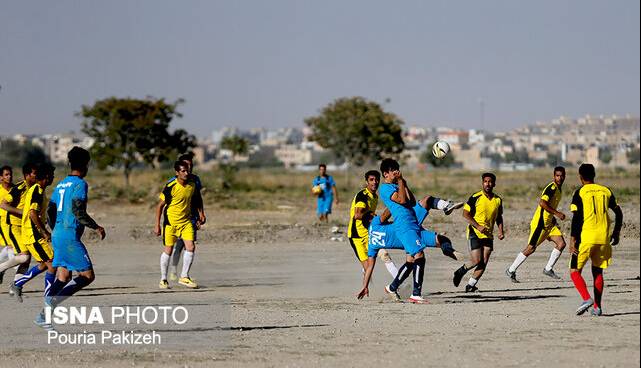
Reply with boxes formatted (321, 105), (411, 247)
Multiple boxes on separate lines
(34, 147), (106, 329)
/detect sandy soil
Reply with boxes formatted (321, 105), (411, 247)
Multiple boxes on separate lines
(0, 202), (638, 368)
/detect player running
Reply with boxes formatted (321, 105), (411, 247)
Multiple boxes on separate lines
(155, 160), (203, 289)
(453, 172), (505, 292)
(568, 164), (622, 316)
(506, 166), (568, 282)
(0, 165), (15, 284)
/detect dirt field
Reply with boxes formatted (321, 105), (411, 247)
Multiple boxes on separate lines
(0, 171), (639, 368)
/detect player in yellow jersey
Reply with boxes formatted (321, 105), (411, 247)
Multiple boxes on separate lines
(0, 163), (38, 293)
(0, 166), (15, 284)
(569, 164), (622, 316)
(155, 160), (204, 289)
(506, 167), (567, 282)
(453, 173), (505, 292)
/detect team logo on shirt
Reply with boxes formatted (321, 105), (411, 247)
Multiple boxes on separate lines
(370, 231), (386, 246)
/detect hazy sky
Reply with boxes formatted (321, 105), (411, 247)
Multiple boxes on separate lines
(1, 1), (639, 139)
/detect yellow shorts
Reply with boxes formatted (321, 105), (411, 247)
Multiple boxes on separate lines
(571, 243), (612, 270)
(25, 238), (54, 262)
(163, 222), (195, 247)
(528, 224), (563, 247)
(2, 223), (24, 254)
(349, 236), (368, 262)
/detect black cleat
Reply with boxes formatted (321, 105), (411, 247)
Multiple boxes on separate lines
(453, 265), (467, 287)
(465, 285), (478, 293)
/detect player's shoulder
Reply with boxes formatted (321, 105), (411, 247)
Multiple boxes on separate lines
(166, 177), (178, 188)
(470, 191), (483, 199)
(544, 182), (557, 191)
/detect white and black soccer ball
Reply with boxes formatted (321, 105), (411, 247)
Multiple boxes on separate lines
(431, 141), (450, 159)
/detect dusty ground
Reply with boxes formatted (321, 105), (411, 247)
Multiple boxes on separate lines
(0, 196), (638, 368)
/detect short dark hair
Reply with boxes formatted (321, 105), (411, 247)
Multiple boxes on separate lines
(35, 163), (55, 181)
(22, 163), (36, 177)
(380, 158), (399, 174)
(68, 146), (91, 171)
(318, 163), (326, 169)
(178, 153), (194, 162)
(364, 170), (380, 181)
(0, 166), (11, 175)
(578, 163), (596, 182)
(174, 160), (189, 172)
(554, 166), (566, 174)
(482, 172), (496, 182)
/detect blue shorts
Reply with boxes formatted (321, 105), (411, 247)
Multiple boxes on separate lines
(420, 229), (438, 248)
(316, 196), (333, 215)
(52, 235), (93, 272)
(413, 203), (429, 224)
(397, 229), (425, 257)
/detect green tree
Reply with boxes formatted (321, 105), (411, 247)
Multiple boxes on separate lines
(598, 147), (613, 164)
(0, 139), (50, 168)
(220, 135), (249, 160)
(78, 97), (196, 186)
(304, 97), (405, 166)
(626, 148), (640, 164)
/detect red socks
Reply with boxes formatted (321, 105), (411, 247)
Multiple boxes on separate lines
(593, 272), (604, 308)
(571, 271), (592, 301)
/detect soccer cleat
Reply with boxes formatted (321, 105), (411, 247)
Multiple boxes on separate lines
(444, 201), (465, 215)
(384, 285), (402, 302)
(34, 311), (55, 331)
(543, 268), (561, 280)
(505, 269), (519, 283)
(453, 265), (466, 287)
(576, 298), (594, 315)
(159, 280), (170, 289)
(169, 272), (178, 282)
(408, 295), (429, 304)
(9, 282), (23, 302)
(591, 307), (602, 316)
(465, 285), (478, 293)
(178, 277), (198, 289)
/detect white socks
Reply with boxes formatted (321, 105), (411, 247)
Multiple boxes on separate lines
(468, 277), (478, 287)
(0, 254), (28, 273)
(384, 260), (399, 278)
(181, 251), (194, 278)
(0, 247), (9, 263)
(545, 248), (562, 271)
(160, 253), (170, 281)
(509, 252), (528, 273)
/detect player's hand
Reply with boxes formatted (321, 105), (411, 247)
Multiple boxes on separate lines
(498, 231), (505, 240)
(476, 225), (488, 235)
(199, 214), (206, 226)
(569, 244), (577, 255)
(154, 224), (161, 237)
(610, 233), (620, 246)
(357, 287), (369, 299)
(96, 226), (106, 240)
(556, 212), (566, 221)
(43, 232), (51, 242)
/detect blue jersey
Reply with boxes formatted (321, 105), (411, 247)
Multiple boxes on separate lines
(50, 175), (89, 239)
(312, 175), (335, 198)
(379, 183), (420, 232)
(367, 213), (437, 258)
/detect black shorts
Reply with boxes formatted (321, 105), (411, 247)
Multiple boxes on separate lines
(468, 234), (494, 251)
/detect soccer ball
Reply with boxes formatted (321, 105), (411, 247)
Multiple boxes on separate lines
(312, 185), (322, 195)
(432, 141), (450, 159)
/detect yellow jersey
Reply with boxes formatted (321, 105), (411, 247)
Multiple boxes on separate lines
(531, 182), (562, 229)
(160, 178), (197, 227)
(3, 181), (28, 226)
(464, 190), (503, 239)
(21, 183), (46, 245)
(348, 188), (378, 238)
(570, 183), (618, 245)
(0, 184), (9, 224)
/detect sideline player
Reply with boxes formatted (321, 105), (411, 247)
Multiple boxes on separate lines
(506, 166), (567, 282)
(7, 163), (56, 302)
(155, 160), (203, 289)
(312, 164), (339, 222)
(569, 164), (622, 316)
(0, 163), (39, 294)
(453, 173), (505, 292)
(34, 147), (106, 329)
(168, 153), (205, 281)
(0, 165), (15, 283)
(357, 198), (464, 300)
(348, 170), (398, 277)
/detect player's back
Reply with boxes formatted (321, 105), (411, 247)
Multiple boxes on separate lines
(5, 181), (28, 226)
(50, 175), (88, 237)
(21, 183), (45, 244)
(572, 183), (616, 244)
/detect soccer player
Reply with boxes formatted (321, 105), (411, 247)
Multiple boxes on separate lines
(312, 164), (338, 222)
(453, 172), (505, 292)
(155, 160), (202, 289)
(348, 170), (398, 277)
(6, 163), (56, 302)
(168, 153), (206, 282)
(0, 163), (39, 295)
(568, 164), (622, 316)
(377, 158), (429, 304)
(0, 165), (15, 283)
(357, 199), (463, 300)
(506, 166), (567, 282)
(34, 147), (106, 329)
